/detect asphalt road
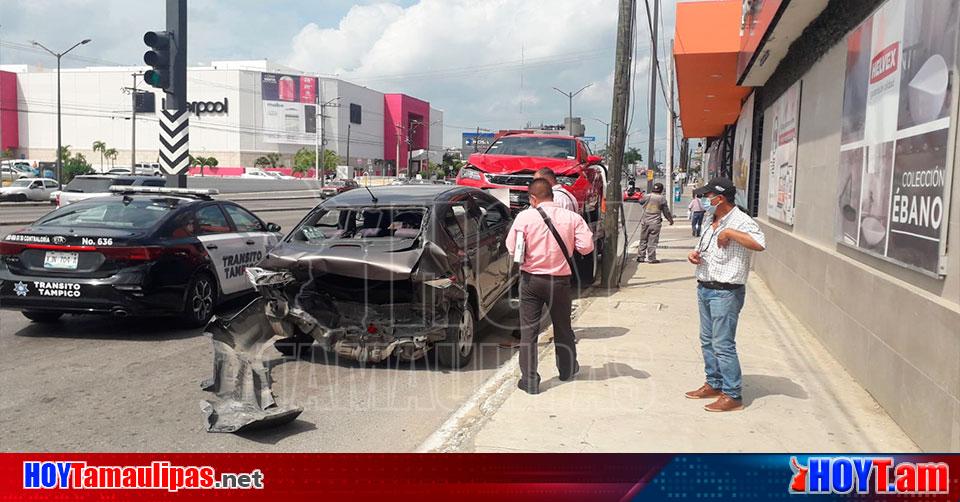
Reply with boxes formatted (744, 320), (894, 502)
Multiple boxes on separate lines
(0, 201), (657, 452)
(0, 189), (326, 227)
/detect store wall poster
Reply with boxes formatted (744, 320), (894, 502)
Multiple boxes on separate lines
(734, 93), (755, 210)
(766, 81), (801, 225)
(835, 0), (956, 276)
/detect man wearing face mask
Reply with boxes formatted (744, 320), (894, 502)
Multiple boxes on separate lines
(506, 179), (594, 394)
(685, 177), (765, 412)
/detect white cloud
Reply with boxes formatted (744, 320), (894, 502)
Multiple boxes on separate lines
(287, 4), (405, 75)
(283, 0), (634, 147)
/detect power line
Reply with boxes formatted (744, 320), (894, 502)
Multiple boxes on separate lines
(642, 0), (670, 111)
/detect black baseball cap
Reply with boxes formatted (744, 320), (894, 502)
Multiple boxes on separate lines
(693, 177), (736, 198)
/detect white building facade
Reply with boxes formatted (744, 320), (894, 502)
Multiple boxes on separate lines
(3, 60), (441, 172)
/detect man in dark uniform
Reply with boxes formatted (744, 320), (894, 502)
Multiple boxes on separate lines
(636, 182), (674, 263)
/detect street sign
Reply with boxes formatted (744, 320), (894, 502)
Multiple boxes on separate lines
(582, 136), (596, 141)
(159, 109), (189, 175)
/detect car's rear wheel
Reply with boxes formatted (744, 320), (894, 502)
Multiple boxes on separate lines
(22, 311), (63, 323)
(437, 306), (475, 369)
(182, 272), (217, 328)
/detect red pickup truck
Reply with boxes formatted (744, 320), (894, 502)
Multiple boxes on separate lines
(455, 132), (607, 284)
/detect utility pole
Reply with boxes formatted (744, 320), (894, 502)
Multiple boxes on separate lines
(407, 119), (423, 178)
(646, 0), (659, 194)
(31, 38), (92, 183)
(129, 73), (141, 167)
(396, 123), (403, 177)
(313, 88), (326, 189)
(315, 82), (339, 186)
(592, 118), (611, 152)
(346, 123), (351, 171)
(599, 0), (635, 289)
(665, 38), (675, 212)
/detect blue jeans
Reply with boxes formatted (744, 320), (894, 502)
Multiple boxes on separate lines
(691, 211), (705, 236)
(697, 285), (746, 400)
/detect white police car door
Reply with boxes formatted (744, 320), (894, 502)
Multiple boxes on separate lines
(193, 204), (251, 295)
(221, 202), (276, 278)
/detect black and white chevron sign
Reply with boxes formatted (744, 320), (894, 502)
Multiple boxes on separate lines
(159, 109), (190, 175)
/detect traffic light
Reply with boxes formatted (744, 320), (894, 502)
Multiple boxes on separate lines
(143, 31), (172, 90)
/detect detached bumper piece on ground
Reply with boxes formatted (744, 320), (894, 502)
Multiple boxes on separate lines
(200, 294), (303, 433)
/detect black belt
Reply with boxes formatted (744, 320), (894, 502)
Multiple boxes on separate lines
(522, 271), (571, 280)
(698, 280), (743, 290)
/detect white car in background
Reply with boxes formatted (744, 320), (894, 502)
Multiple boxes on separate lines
(1, 165), (33, 184)
(52, 175), (166, 207)
(0, 178), (60, 202)
(103, 166), (164, 176)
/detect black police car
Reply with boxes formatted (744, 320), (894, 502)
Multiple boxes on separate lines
(0, 187), (282, 326)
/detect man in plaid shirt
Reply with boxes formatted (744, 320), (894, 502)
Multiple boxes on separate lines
(684, 177), (766, 412)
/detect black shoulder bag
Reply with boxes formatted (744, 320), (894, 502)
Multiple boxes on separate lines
(536, 207), (576, 275)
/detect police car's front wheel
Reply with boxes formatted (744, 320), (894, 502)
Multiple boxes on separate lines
(22, 311), (63, 323)
(183, 273), (217, 328)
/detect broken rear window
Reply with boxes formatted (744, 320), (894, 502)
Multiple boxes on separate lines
(296, 207), (426, 242)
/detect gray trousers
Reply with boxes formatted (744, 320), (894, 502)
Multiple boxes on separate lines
(637, 220), (663, 260)
(519, 272), (578, 384)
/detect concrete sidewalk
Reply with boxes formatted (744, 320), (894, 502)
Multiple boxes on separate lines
(467, 224), (918, 452)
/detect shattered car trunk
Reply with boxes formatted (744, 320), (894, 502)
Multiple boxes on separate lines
(201, 238), (465, 433)
(255, 239), (466, 361)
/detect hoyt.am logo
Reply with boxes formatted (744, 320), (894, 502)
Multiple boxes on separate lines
(789, 457), (949, 495)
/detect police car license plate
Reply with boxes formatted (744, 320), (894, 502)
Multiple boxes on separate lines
(43, 251), (79, 270)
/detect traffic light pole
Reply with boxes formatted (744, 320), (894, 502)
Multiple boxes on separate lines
(167, 0), (187, 188)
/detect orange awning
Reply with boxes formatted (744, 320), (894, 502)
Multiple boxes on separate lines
(674, 0), (751, 138)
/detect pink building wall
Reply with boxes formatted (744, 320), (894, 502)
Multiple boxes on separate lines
(0, 71), (19, 151)
(383, 93), (430, 172)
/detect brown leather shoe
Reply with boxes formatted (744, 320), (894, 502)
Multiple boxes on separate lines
(685, 383), (721, 400)
(704, 393), (743, 412)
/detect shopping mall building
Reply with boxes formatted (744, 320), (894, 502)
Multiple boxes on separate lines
(0, 60), (443, 174)
(674, 0), (958, 450)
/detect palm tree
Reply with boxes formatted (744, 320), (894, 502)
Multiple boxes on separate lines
(92, 141), (106, 171)
(104, 148), (118, 168)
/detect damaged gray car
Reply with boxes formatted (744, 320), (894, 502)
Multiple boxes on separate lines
(203, 185), (517, 431)
(257, 185), (515, 366)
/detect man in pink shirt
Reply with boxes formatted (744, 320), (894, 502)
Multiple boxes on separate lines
(506, 179), (594, 394)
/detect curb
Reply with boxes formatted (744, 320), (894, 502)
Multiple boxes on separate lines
(415, 292), (596, 453)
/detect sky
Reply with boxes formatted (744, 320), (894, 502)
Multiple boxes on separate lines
(0, 0), (677, 154)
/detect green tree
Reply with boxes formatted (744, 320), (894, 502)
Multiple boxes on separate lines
(322, 150), (339, 176)
(254, 152), (282, 169)
(58, 145), (93, 183)
(0, 148), (14, 159)
(200, 156), (218, 177)
(623, 147), (642, 165)
(103, 148), (118, 168)
(292, 147), (315, 176)
(92, 141), (107, 170)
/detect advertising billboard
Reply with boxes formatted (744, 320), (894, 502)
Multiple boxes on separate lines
(261, 73), (318, 145)
(766, 80), (801, 225)
(733, 92), (755, 210)
(835, 0), (956, 276)
(461, 132), (496, 156)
